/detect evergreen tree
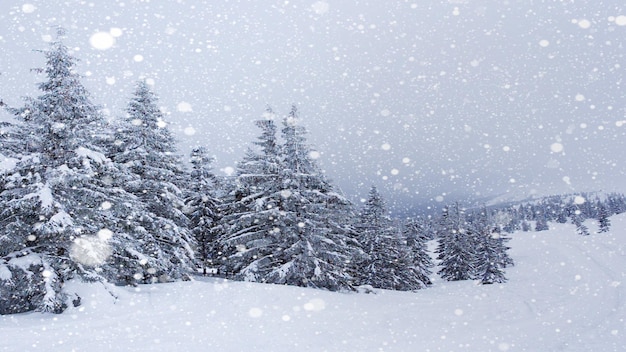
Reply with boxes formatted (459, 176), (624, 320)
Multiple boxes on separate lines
(353, 186), (428, 290)
(534, 212), (549, 232)
(474, 230), (508, 284)
(596, 201), (611, 233)
(219, 111), (285, 281)
(470, 208), (509, 284)
(402, 217), (433, 286)
(0, 36), (162, 313)
(436, 203), (475, 281)
(111, 80), (196, 281)
(265, 106), (358, 290)
(221, 107), (358, 291)
(571, 211), (590, 236)
(184, 147), (221, 275)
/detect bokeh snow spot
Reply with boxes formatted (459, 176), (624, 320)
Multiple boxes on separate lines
(281, 190), (293, 198)
(110, 27), (123, 37)
(614, 15), (626, 26)
(402, 157), (410, 164)
(222, 166), (235, 176)
(574, 196), (586, 205)
(454, 308), (463, 316)
(70, 236), (112, 267)
(27, 235), (36, 241)
(101, 201), (112, 210)
(89, 32), (116, 50)
(539, 39), (550, 47)
(381, 143), (391, 151)
(133, 54), (144, 62)
(309, 151), (320, 159)
(184, 126), (197, 136)
(22, 4), (36, 13)
(311, 1), (329, 15)
(156, 120), (167, 128)
(550, 143), (564, 153)
(575, 19), (591, 29)
(97, 228), (113, 241)
(391, 168), (399, 175)
(177, 102), (193, 112)
(249, 307), (263, 318)
(498, 342), (511, 351)
(575, 94), (585, 102)
(303, 298), (326, 312)
(380, 109), (391, 117)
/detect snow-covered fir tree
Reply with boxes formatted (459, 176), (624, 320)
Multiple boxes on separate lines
(534, 214), (549, 232)
(0, 37), (171, 313)
(401, 217), (433, 286)
(436, 203), (475, 281)
(595, 201), (611, 233)
(269, 106), (360, 290)
(220, 108), (282, 282)
(220, 106), (358, 290)
(218, 110), (287, 281)
(184, 147), (221, 275)
(571, 211), (590, 236)
(354, 186), (429, 291)
(470, 208), (508, 284)
(111, 80), (196, 281)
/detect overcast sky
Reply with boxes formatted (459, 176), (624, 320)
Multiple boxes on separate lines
(1, 0), (625, 214)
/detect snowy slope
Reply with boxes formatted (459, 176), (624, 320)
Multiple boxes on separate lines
(1, 215), (625, 352)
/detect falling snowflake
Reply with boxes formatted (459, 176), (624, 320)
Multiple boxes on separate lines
(89, 32), (116, 50)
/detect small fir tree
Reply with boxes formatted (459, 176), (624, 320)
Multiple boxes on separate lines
(436, 203), (475, 281)
(596, 201), (611, 233)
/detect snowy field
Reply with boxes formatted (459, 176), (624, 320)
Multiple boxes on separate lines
(1, 215), (625, 352)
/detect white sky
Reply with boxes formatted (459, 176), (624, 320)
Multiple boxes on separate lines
(1, 0), (625, 214)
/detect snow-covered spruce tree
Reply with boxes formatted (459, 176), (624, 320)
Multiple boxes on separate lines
(111, 80), (195, 281)
(534, 213), (549, 232)
(571, 211), (590, 236)
(595, 201), (611, 233)
(0, 37), (168, 313)
(401, 217), (433, 286)
(229, 106), (358, 291)
(436, 203), (475, 281)
(353, 186), (428, 291)
(606, 193), (626, 215)
(470, 208), (508, 284)
(218, 110), (286, 281)
(184, 147), (222, 275)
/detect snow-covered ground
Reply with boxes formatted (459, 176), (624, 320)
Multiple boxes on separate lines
(1, 215), (625, 352)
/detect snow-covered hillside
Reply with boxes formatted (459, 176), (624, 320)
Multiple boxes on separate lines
(1, 215), (625, 352)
